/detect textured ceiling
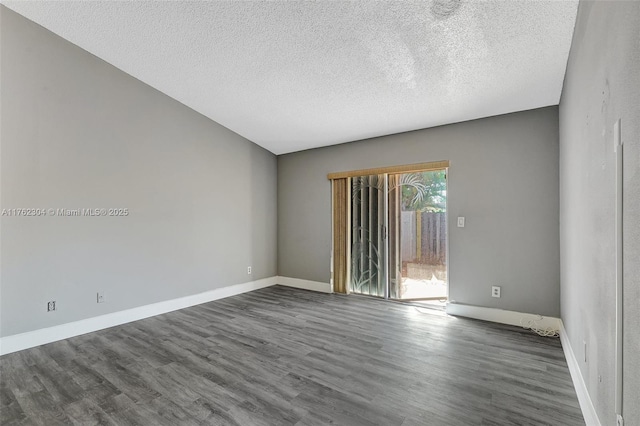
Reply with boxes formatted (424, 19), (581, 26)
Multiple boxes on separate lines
(2, 0), (578, 154)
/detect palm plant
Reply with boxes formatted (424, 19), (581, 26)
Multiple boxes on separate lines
(397, 171), (446, 211)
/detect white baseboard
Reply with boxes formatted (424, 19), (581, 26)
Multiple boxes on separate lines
(559, 321), (601, 426)
(277, 276), (332, 293)
(0, 277), (277, 356)
(445, 303), (561, 331)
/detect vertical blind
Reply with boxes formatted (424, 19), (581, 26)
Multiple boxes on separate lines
(332, 178), (348, 294)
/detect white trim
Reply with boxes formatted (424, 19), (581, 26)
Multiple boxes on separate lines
(277, 276), (332, 293)
(445, 303), (560, 331)
(0, 277), (277, 356)
(614, 118), (623, 419)
(559, 321), (602, 426)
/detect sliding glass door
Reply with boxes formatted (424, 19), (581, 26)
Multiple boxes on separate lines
(348, 170), (448, 301)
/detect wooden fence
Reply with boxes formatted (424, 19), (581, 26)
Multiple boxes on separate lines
(400, 211), (447, 265)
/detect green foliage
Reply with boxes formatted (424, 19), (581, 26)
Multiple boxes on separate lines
(400, 171), (446, 212)
(351, 171), (447, 212)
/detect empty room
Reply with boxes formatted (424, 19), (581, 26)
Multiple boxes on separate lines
(0, 1), (638, 425)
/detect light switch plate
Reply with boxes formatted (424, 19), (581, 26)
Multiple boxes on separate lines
(457, 217), (465, 227)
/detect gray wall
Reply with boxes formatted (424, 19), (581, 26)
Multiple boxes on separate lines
(0, 6), (277, 337)
(278, 106), (561, 317)
(559, 2), (640, 425)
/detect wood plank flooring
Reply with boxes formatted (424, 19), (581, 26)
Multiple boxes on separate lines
(0, 286), (584, 425)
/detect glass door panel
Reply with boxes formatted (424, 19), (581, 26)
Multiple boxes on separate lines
(350, 175), (387, 297)
(389, 170), (448, 300)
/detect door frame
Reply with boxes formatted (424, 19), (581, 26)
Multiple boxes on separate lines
(329, 161), (450, 299)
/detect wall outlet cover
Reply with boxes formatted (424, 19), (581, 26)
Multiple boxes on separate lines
(491, 286), (501, 298)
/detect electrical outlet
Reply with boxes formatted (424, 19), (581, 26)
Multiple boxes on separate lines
(97, 292), (105, 303)
(491, 286), (501, 298)
(247, 266), (252, 275)
(47, 301), (56, 312)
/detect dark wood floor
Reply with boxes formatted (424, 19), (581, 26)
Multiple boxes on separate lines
(1, 285), (584, 425)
